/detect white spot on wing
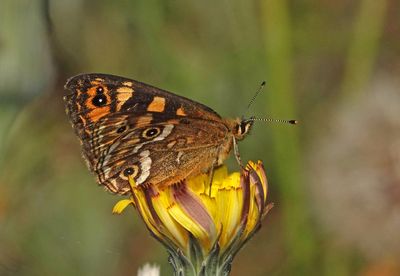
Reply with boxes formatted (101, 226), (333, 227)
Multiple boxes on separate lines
(132, 144), (144, 154)
(136, 150), (152, 185)
(176, 151), (183, 164)
(154, 124), (174, 141)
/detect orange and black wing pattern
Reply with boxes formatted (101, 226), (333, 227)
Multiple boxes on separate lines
(64, 73), (227, 194)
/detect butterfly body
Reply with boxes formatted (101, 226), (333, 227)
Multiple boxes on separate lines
(64, 74), (252, 194)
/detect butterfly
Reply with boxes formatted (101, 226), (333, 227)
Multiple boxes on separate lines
(64, 73), (255, 195)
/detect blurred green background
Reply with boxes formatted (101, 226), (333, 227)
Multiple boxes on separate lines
(1, 0), (399, 275)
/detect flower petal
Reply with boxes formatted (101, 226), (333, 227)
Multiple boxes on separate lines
(112, 199), (134, 214)
(255, 161), (268, 202)
(172, 183), (216, 249)
(243, 180), (260, 238)
(150, 188), (188, 249)
(249, 168), (265, 217)
(216, 185), (242, 248)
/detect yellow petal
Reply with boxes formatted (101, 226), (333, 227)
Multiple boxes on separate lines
(151, 189), (188, 249)
(187, 173), (208, 195)
(112, 199), (134, 214)
(216, 187), (242, 247)
(133, 188), (165, 242)
(198, 194), (217, 222)
(213, 166), (229, 183)
(167, 186), (216, 251)
(168, 204), (209, 241)
(254, 160), (268, 202)
(243, 184), (260, 238)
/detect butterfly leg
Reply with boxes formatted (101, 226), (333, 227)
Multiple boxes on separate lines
(207, 162), (216, 196)
(205, 148), (221, 196)
(233, 137), (244, 168)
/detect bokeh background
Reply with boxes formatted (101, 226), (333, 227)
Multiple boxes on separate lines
(1, 0), (399, 275)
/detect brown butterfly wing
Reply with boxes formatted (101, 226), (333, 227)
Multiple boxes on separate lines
(64, 73), (232, 194)
(64, 73), (221, 129)
(92, 115), (230, 194)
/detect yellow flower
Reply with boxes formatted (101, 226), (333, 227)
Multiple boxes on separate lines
(113, 161), (272, 275)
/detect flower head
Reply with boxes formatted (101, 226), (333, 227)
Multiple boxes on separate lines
(114, 161), (272, 275)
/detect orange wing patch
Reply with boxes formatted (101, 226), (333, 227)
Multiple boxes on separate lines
(117, 87), (134, 93)
(147, 96), (166, 112)
(122, 81), (133, 87)
(176, 107), (186, 116)
(87, 106), (111, 123)
(116, 87), (134, 111)
(136, 115), (153, 127)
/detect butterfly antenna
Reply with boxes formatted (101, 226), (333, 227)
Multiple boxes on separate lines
(243, 81), (266, 117)
(249, 117), (299, 125)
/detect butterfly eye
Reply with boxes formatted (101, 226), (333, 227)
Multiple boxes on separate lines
(142, 127), (161, 139)
(120, 165), (139, 180)
(240, 123), (247, 134)
(92, 94), (107, 107)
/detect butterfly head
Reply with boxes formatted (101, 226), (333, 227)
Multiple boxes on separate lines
(233, 117), (255, 140)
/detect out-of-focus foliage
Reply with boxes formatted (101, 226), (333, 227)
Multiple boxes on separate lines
(0, 0), (399, 275)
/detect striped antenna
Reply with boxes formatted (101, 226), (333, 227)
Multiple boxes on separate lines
(243, 81), (266, 116)
(249, 117), (298, 125)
